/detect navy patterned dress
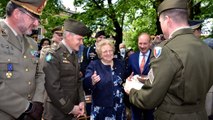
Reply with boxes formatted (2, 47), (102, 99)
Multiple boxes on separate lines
(90, 70), (126, 120)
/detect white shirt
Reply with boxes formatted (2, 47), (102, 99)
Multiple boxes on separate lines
(139, 50), (150, 66)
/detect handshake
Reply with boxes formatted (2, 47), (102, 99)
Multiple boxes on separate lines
(17, 102), (43, 120)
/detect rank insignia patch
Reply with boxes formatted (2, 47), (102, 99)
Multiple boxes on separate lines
(154, 46), (162, 58)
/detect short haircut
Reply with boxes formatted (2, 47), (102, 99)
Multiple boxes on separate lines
(6, 1), (19, 17)
(161, 9), (188, 23)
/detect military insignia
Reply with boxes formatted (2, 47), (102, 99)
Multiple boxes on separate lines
(6, 63), (13, 78)
(45, 53), (52, 62)
(62, 52), (70, 63)
(30, 50), (39, 57)
(148, 68), (154, 84)
(62, 57), (70, 63)
(62, 59), (70, 63)
(154, 46), (162, 58)
(6, 72), (12, 78)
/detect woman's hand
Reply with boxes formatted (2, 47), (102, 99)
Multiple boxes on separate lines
(91, 71), (100, 85)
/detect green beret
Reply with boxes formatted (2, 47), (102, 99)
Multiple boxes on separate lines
(11, 0), (47, 15)
(63, 19), (91, 37)
(157, 0), (188, 16)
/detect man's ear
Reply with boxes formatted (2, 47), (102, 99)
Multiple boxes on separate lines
(13, 9), (22, 20)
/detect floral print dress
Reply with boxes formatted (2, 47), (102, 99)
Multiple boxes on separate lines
(90, 70), (126, 120)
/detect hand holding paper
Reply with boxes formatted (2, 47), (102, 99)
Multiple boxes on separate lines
(124, 75), (144, 94)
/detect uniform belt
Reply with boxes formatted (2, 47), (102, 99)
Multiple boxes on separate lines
(158, 103), (204, 114)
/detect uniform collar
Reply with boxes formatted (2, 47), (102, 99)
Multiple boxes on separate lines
(62, 40), (73, 54)
(169, 26), (191, 39)
(3, 20), (18, 36)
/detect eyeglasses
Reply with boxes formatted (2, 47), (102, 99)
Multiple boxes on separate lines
(102, 50), (114, 54)
(18, 9), (40, 22)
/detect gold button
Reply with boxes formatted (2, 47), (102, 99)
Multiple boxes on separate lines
(24, 56), (27, 59)
(28, 81), (31, 85)
(25, 68), (29, 72)
(27, 94), (31, 99)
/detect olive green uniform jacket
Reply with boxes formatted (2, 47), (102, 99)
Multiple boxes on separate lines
(0, 21), (45, 119)
(43, 43), (85, 119)
(129, 28), (213, 120)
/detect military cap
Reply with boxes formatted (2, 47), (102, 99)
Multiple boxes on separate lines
(63, 19), (91, 37)
(11, 0), (47, 15)
(95, 31), (106, 38)
(188, 20), (203, 30)
(52, 26), (63, 33)
(157, 0), (188, 16)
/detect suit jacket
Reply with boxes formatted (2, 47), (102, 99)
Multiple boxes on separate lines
(127, 50), (151, 76)
(43, 43), (85, 117)
(0, 21), (45, 119)
(129, 28), (213, 120)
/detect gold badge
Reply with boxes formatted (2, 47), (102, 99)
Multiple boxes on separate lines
(6, 71), (12, 78)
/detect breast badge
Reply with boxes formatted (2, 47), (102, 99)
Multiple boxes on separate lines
(62, 52), (70, 63)
(6, 63), (13, 78)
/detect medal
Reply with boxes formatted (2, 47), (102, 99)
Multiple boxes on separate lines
(6, 71), (12, 78)
(6, 63), (13, 78)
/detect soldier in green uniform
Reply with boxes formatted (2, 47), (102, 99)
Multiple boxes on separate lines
(124, 0), (213, 120)
(43, 19), (91, 120)
(0, 0), (47, 120)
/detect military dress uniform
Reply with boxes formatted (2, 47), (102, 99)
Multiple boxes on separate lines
(0, 20), (45, 119)
(43, 42), (85, 120)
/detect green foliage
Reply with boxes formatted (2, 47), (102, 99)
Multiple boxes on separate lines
(123, 0), (157, 50)
(0, 0), (212, 46)
(0, 0), (9, 17)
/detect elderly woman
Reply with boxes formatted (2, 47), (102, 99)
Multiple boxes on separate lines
(84, 39), (127, 120)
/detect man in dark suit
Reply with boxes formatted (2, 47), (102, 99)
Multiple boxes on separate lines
(127, 33), (154, 120)
(43, 19), (91, 120)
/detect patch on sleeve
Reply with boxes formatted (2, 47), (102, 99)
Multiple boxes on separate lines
(59, 98), (66, 105)
(148, 68), (154, 84)
(154, 46), (162, 58)
(45, 53), (52, 62)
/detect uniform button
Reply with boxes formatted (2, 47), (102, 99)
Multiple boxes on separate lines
(25, 68), (29, 72)
(28, 94), (31, 99)
(24, 56), (27, 59)
(28, 81), (31, 85)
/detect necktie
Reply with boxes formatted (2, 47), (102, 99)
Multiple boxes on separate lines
(140, 54), (145, 73)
